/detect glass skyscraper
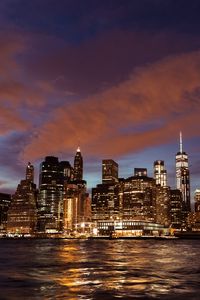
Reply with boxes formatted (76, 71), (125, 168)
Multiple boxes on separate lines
(175, 132), (191, 214)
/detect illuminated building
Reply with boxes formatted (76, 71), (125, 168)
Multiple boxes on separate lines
(7, 162), (37, 234)
(92, 183), (119, 221)
(96, 220), (166, 237)
(0, 193), (11, 233)
(122, 172), (156, 221)
(175, 132), (191, 215)
(186, 190), (200, 231)
(63, 183), (79, 231)
(60, 160), (73, 183)
(92, 165), (157, 224)
(63, 150), (89, 232)
(194, 189), (200, 212)
(170, 189), (183, 229)
(154, 160), (167, 187)
(102, 159), (118, 184)
(187, 212), (200, 231)
(26, 162), (34, 182)
(155, 185), (171, 227)
(134, 168), (147, 177)
(37, 156), (63, 232)
(63, 181), (89, 231)
(74, 147), (83, 181)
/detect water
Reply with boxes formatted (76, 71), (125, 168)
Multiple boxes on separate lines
(0, 239), (200, 299)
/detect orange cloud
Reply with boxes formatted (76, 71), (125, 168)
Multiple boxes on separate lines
(21, 50), (200, 161)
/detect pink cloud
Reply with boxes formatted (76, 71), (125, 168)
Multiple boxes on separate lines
(22, 50), (200, 161)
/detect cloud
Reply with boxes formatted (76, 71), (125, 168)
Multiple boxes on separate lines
(22, 50), (200, 162)
(23, 29), (200, 96)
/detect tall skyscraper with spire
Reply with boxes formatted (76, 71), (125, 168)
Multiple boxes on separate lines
(175, 132), (191, 214)
(74, 147), (83, 181)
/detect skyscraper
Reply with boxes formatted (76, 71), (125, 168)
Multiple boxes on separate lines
(7, 162), (37, 235)
(102, 159), (118, 184)
(26, 162), (34, 182)
(0, 193), (11, 233)
(170, 189), (183, 229)
(154, 160), (167, 187)
(37, 156), (63, 232)
(175, 132), (191, 214)
(194, 189), (200, 212)
(74, 147), (83, 181)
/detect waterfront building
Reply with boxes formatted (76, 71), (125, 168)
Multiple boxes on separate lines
(187, 212), (200, 231)
(37, 156), (63, 232)
(194, 189), (200, 212)
(170, 189), (183, 229)
(102, 159), (118, 184)
(154, 160), (167, 187)
(186, 189), (200, 231)
(63, 181), (90, 232)
(175, 132), (191, 216)
(92, 183), (119, 221)
(122, 172), (156, 221)
(96, 219), (166, 237)
(7, 163), (37, 235)
(74, 147), (83, 181)
(155, 185), (171, 227)
(0, 193), (12, 233)
(62, 149), (89, 233)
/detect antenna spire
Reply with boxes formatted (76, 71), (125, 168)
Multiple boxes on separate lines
(180, 131), (183, 153)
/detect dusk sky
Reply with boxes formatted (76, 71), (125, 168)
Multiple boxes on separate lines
(0, 0), (200, 203)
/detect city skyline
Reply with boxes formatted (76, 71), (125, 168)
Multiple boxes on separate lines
(0, 1), (200, 200)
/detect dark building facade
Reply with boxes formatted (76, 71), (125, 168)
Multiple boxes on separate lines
(194, 189), (200, 212)
(74, 147), (83, 181)
(102, 159), (118, 184)
(170, 189), (183, 229)
(0, 193), (12, 232)
(37, 156), (63, 232)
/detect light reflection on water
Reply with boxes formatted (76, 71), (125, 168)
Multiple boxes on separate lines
(0, 239), (200, 299)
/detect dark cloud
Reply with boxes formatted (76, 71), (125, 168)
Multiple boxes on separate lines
(21, 29), (200, 96)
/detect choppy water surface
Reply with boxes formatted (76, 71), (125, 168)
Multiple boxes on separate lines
(0, 239), (200, 299)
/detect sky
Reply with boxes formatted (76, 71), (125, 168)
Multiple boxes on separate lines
(0, 0), (200, 203)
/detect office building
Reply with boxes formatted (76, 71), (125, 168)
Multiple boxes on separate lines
(155, 186), (171, 227)
(37, 156), (63, 232)
(134, 168), (147, 177)
(0, 193), (12, 232)
(122, 173), (156, 221)
(175, 132), (191, 214)
(92, 183), (119, 221)
(74, 147), (83, 181)
(7, 163), (37, 234)
(170, 189), (183, 229)
(60, 160), (73, 183)
(194, 189), (200, 212)
(154, 160), (167, 187)
(102, 159), (118, 184)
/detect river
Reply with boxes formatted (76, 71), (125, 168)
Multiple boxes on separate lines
(0, 239), (200, 299)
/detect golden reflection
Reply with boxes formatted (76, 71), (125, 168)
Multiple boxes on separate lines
(41, 240), (196, 298)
